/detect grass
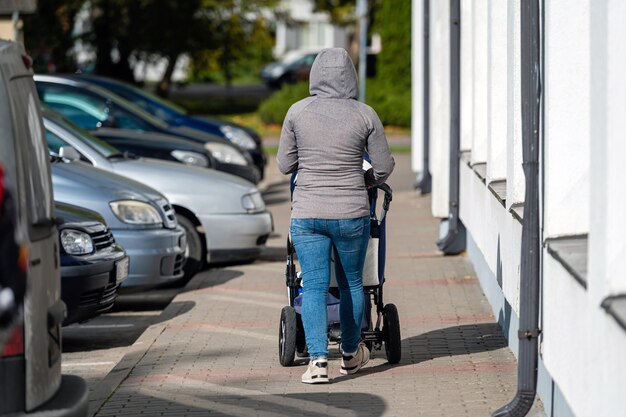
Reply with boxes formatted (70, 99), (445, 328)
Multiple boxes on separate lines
(263, 144), (411, 155)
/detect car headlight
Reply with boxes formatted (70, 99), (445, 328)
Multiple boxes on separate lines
(271, 66), (285, 78)
(241, 190), (265, 213)
(171, 150), (210, 168)
(219, 126), (257, 150)
(60, 229), (94, 255)
(110, 200), (162, 225)
(204, 143), (248, 166)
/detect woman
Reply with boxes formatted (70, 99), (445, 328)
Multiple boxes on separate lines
(277, 48), (395, 383)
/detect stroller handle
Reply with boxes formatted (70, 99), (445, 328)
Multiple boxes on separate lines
(375, 183), (393, 213)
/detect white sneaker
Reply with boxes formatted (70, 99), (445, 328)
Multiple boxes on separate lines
(340, 343), (370, 375)
(301, 358), (329, 384)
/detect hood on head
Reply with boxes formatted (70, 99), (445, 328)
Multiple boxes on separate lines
(309, 48), (358, 99)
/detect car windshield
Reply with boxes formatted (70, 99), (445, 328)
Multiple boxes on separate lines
(112, 81), (188, 116)
(47, 113), (120, 158)
(38, 81), (172, 131)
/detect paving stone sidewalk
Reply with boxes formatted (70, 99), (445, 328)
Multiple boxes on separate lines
(92, 154), (544, 417)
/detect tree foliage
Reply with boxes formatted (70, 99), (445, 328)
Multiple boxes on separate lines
(23, 0), (277, 95)
(22, 0), (85, 73)
(372, 0), (411, 91)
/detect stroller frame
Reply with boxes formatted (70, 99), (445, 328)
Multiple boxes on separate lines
(278, 183), (401, 366)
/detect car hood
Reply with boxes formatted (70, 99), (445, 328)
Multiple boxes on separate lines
(51, 162), (167, 230)
(167, 125), (231, 145)
(110, 158), (258, 215)
(55, 201), (106, 226)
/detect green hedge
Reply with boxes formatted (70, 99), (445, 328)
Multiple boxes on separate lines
(366, 79), (411, 127)
(257, 82), (310, 125)
(258, 80), (410, 127)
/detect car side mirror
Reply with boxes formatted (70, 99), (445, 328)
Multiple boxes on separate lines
(59, 146), (81, 162)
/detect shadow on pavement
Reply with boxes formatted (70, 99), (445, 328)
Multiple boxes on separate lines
(62, 301), (196, 353)
(257, 246), (288, 262)
(186, 268), (245, 292)
(399, 322), (508, 363)
(97, 391), (387, 417)
(337, 323), (508, 380)
(113, 287), (181, 311)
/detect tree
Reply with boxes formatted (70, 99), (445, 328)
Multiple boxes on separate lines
(23, 0), (86, 73)
(194, 0), (277, 86)
(373, 0), (410, 90)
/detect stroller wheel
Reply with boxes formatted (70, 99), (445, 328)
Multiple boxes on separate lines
(279, 306), (297, 366)
(383, 304), (401, 364)
(295, 315), (308, 357)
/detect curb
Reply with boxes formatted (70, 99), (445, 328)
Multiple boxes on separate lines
(87, 275), (207, 417)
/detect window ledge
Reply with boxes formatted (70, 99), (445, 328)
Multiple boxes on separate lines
(488, 180), (507, 207)
(509, 202), (524, 223)
(461, 150), (472, 166)
(601, 295), (626, 332)
(472, 162), (487, 183)
(544, 234), (588, 289)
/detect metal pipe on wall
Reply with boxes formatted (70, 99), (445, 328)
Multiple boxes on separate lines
(436, 0), (466, 255)
(357, 0), (368, 102)
(419, 0), (432, 194)
(492, 0), (542, 415)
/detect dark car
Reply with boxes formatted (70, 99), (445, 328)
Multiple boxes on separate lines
(71, 75), (267, 179)
(34, 75), (260, 179)
(261, 52), (318, 88)
(56, 202), (128, 325)
(92, 128), (260, 184)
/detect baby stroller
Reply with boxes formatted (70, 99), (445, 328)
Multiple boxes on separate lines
(278, 172), (401, 366)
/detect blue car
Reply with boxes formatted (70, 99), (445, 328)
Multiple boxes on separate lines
(71, 75), (267, 179)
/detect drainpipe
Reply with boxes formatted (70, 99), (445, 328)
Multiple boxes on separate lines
(436, 0), (466, 255)
(357, 0), (368, 102)
(418, 0), (432, 194)
(492, 0), (541, 415)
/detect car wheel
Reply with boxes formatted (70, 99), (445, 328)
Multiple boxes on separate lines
(176, 214), (205, 280)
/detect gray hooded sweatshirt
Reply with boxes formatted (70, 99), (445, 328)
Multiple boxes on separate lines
(277, 47), (395, 219)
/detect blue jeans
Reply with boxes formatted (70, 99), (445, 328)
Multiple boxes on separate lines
(290, 216), (370, 359)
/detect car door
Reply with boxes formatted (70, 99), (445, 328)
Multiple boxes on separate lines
(5, 70), (61, 411)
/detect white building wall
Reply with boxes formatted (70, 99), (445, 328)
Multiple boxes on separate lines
(471, 1), (488, 165)
(543, 0), (590, 238)
(506, 0), (524, 207)
(460, 0), (473, 152)
(417, 1), (626, 416)
(589, 1), (626, 416)
(429, 0), (450, 218)
(486, 0), (507, 182)
(411, 0), (424, 175)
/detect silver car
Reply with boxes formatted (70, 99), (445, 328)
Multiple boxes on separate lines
(51, 161), (186, 289)
(44, 114), (273, 274)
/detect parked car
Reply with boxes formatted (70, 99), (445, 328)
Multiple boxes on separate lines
(50, 159), (186, 289)
(91, 127), (260, 184)
(71, 75), (267, 178)
(261, 50), (319, 88)
(45, 115), (273, 272)
(55, 202), (128, 325)
(34, 75), (260, 181)
(0, 39), (88, 416)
